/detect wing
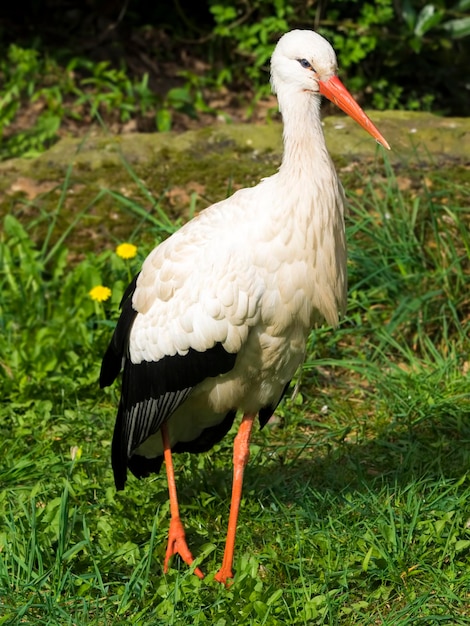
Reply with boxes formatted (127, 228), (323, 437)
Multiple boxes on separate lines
(129, 195), (265, 363)
(100, 272), (239, 490)
(100, 273), (139, 389)
(111, 342), (236, 489)
(100, 192), (265, 489)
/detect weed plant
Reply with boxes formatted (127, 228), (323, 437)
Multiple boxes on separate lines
(0, 46), (204, 161)
(0, 155), (469, 624)
(2, 0), (469, 161)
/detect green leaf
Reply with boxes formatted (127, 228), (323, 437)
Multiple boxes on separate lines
(414, 5), (444, 37)
(454, 0), (470, 10)
(441, 17), (470, 38)
(454, 539), (470, 552)
(362, 546), (374, 572)
(156, 107), (172, 132)
(166, 87), (192, 105)
(401, 0), (417, 30)
(4, 214), (30, 240)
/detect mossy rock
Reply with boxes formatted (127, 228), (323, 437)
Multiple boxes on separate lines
(1, 111), (468, 256)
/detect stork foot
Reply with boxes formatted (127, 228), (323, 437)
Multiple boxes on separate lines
(164, 515), (204, 579)
(214, 566), (234, 586)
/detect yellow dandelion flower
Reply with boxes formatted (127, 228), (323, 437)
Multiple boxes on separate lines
(116, 242), (138, 259)
(89, 285), (112, 302)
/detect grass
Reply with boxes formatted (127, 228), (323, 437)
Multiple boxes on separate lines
(0, 151), (469, 625)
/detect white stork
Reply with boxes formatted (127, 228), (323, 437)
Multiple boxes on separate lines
(100, 29), (389, 584)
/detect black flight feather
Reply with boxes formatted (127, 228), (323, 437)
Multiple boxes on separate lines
(112, 346), (236, 489)
(127, 409), (237, 483)
(100, 272), (139, 389)
(100, 273), (238, 489)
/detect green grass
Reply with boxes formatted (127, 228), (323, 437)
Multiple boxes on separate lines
(0, 154), (469, 625)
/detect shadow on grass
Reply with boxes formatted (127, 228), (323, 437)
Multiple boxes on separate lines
(135, 409), (470, 561)
(170, 411), (468, 496)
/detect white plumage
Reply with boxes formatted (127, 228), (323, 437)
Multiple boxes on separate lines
(101, 29), (389, 583)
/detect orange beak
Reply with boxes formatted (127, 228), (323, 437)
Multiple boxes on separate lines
(319, 75), (390, 150)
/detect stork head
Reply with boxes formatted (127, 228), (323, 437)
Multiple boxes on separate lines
(271, 30), (338, 95)
(271, 30), (390, 150)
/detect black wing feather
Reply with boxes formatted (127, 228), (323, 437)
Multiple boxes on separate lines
(100, 273), (237, 489)
(99, 273), (139, 389)
(127, 409), (237, 484)
(118, 344), (236, 448)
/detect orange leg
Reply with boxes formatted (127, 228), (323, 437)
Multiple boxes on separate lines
(215, 413), (255, 585)
(162, 422), (204, 579)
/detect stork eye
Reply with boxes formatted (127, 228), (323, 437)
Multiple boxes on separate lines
(298, 58), (314, 70)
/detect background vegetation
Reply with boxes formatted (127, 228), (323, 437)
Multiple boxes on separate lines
(0, 0), (469, 160)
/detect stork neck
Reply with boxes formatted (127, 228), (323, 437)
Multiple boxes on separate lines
(278, 90), (332, 181)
